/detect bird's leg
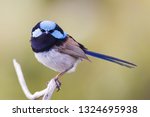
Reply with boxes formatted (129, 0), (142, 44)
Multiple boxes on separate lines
(54, 73), (64, 91)
(54, 70), (68, 91)
(54, 66), (73, 91)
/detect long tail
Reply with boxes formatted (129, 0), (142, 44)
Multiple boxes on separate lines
(85, 50), (136, 68)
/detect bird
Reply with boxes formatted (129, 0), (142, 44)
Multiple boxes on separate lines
(30, 20), (136, 90)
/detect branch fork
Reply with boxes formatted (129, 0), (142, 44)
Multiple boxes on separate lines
(13, 59), (57, 100)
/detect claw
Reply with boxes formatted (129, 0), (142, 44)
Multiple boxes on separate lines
(54, 78), (61, 91)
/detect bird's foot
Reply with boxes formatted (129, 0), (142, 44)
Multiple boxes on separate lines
(54, 78), (61, 92)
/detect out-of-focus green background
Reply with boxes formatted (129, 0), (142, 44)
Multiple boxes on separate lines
(0, 0), (149, 100)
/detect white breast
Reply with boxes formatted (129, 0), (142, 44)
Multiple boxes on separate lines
(34, 49), (81, 73)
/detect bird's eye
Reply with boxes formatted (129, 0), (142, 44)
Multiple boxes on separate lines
(49, 30), (54, 33)
(40, 29), (45, 32)
(40, 28), (54, 33)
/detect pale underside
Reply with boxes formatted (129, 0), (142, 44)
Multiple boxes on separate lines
(34, 48), (82, 73)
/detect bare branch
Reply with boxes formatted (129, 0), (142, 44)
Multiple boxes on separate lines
(42, 78), (57, 100)
(13, 59), (57, 100)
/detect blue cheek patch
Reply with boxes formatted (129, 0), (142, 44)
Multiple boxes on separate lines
(32, 28), (42, 38)
(51, 30), (67, 39)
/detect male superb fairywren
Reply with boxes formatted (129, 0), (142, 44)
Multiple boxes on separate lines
(30, 20), (136, 89)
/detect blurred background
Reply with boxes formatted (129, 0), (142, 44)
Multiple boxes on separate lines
(0, 0), (150, 100)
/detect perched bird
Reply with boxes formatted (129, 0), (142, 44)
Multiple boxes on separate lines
(30, 20), (136, 89)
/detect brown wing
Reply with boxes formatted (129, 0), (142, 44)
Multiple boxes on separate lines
(58, 35), (90, 61)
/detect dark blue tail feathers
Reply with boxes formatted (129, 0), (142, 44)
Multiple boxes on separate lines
(85, 50), (136, 68)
